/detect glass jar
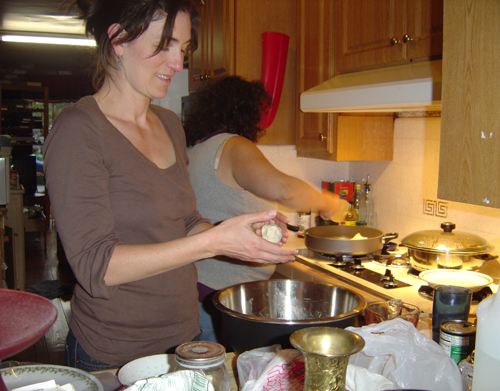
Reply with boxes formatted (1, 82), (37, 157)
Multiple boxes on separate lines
(174, 341), (230, 391)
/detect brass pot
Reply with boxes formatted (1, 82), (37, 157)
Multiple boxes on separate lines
(401, 222), (494, 272)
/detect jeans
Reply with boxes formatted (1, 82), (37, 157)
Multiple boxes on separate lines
(64, 329), (119, 372)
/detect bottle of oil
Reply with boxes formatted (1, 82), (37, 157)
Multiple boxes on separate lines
(343, 202), (358, 226)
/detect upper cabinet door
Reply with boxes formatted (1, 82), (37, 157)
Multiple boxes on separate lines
(335, 0), (406, 75)
(335, 0), (443, 75)
(406, 0), (444, 60)
(296, 0), (336, 156)
(188, 0), (233, 93)
(438, 0), (500, 208)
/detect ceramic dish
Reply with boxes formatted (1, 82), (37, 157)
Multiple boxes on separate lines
(118, 354), (175, 386)
(419, 269), (493, 292)
(0, 364), (104, 391)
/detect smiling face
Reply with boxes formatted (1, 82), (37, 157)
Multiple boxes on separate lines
(116, 11), (191, 100)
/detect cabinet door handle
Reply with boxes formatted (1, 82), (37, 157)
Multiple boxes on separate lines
(390, 37), (400, 45)
(319, 134), (326, 142)
(403, 34), (413, 43)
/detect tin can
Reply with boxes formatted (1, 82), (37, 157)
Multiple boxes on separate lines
(439, 320), (476, 364)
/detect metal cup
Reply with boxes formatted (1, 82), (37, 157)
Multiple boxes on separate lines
(290, 327), (365, 391)
(432, 285), (472, 343)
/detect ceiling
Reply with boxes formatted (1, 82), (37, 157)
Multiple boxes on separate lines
(0, 0), (85, 36)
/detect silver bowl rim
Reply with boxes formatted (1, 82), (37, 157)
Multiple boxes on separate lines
(212, 279), (367, 325)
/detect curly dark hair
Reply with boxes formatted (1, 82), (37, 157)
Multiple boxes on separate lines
(183, 76), (272, 147)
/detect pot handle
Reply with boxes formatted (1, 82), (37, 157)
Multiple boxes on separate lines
(382, 233), (398, 243)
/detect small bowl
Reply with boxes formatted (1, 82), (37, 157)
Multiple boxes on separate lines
(117, 354), (176, 386)
(364, 301), (420, 327)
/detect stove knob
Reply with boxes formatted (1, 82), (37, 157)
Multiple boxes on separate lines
(383, 275), (399, 288)
(352, 258), (365, 271)
(381, 269), (392, 282)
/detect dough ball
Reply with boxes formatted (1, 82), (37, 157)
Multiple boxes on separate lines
(262, 224), (283, 244)
(351, 233), (367, 240)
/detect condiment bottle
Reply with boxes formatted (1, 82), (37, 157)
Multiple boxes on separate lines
(354, 184), (367, 226)
(297, 211), (311, 237)
(365, 183), (374, 227)
(471, 291), (500, 390)
(343, 202), (358, 226)
(174, 341), (230, 391)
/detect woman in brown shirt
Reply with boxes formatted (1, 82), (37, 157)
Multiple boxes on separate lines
(44, 0), (296, 370)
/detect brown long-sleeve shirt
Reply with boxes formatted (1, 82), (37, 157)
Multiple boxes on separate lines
(44, 96), (207, 365)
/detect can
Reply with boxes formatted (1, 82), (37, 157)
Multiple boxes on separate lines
(439, 320), (476, 364)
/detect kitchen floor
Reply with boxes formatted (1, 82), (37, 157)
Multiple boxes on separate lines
(5, 228), (73, 366)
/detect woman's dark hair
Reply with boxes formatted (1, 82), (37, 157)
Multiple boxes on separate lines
(73, 0), (199, 91)
(183, 76), (272, 147)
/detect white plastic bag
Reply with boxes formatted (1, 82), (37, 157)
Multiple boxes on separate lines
(237, 345), (396, 391)
(346, 318), (465, 391)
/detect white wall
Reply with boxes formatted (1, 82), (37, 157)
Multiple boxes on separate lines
(259, 117), (500, 256)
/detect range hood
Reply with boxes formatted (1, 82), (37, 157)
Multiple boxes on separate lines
(300, 60), (442, 113)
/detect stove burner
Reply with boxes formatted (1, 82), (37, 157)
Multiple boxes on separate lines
(325, 262), (411, 289)
(371, 253), (410, 268)
(407, 267), (421, 278)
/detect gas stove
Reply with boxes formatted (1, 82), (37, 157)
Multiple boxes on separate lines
(292, 246), (431, 314)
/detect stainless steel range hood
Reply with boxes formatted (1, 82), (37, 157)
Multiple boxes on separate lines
(300, 60), (442, 113)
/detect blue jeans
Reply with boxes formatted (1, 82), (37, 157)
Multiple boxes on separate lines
(65, 329), (202, 371)
(64, 329), (119, 372)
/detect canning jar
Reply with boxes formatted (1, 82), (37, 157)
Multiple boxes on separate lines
(174, 341), (230, 391)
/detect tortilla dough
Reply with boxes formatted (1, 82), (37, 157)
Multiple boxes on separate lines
(262, 224), (283, 244)
(351, 233), (368, 240)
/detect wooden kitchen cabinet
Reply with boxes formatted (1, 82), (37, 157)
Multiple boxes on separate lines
(335, 0), (443, 75)
(188, 0), (233, 93)
(188, 0), (297, 145)
(438, 1), (500, 208)
(296, 0), (394, 161)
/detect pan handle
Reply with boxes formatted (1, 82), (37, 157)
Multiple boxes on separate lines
(382, 233), (398, 243)
(286, 223), (299, 232)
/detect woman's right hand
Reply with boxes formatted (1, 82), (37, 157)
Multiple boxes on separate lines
(208, 210), (297, 264)
(318, 190), (341, 220)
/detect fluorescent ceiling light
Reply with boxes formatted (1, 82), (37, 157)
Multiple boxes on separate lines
(1, 34), (95, 46)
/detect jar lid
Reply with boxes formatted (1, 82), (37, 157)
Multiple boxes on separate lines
(401, 222), (494, 255)
(175, 341), (226, 369)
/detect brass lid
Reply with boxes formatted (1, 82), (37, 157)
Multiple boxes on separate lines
(401, 222), (494, 255)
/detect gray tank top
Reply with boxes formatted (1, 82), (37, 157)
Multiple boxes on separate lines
(188, 133), (276, 289)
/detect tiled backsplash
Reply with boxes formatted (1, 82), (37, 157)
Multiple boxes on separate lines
(259, 117), (500, 255)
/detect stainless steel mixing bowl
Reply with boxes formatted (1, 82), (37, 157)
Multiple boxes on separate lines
(212, 279), (366, 355)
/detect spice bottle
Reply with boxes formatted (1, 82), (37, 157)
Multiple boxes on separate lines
(174, 341), (230, 391)
(297, 211), (311, 237)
